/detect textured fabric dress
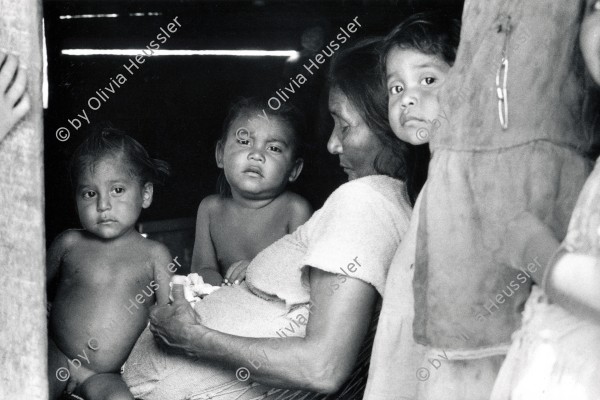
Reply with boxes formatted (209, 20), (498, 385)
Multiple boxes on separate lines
(123, 175), (412, 400)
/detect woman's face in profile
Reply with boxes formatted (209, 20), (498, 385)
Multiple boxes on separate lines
(327, 87), (384, 181)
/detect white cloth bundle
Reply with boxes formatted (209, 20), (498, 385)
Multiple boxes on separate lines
(169, 273), (220, 305)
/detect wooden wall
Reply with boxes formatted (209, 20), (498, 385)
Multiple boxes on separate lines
(0, 0), (47, 398)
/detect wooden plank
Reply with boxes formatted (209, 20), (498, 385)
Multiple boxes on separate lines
(0, 0), (46, 398)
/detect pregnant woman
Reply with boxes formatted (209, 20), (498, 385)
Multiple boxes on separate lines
(124, 38), (414, 399)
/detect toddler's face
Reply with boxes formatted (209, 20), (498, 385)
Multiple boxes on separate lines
(76, 156), (152, 240)
(386, 47), (451, 144)
(581, 0), (600, 85)
(217, 114), (302, 200)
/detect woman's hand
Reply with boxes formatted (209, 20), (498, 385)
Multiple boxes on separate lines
(149, 284), (205, 355)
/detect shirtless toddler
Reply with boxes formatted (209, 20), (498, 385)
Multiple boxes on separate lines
(191, 97), (312, 286)
(47, 129), (173, 400)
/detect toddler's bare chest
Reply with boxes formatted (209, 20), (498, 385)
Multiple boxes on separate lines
(62, 246), (153, 289)
(211, 209), (289, 262)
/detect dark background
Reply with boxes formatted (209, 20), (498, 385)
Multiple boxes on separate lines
(43, 0), (464, 246)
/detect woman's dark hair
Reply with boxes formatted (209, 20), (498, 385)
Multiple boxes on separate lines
(216, 96), (306, 197)
(69, 126), (170, 190)
(328, 37), (426, 203)
(381, 10), (462, 67)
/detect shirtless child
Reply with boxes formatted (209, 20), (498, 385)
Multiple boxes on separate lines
(191, 97), (312, 286)
(47, 129), (173, 400)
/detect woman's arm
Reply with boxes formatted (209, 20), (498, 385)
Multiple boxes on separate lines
(150, 268), (378, 393)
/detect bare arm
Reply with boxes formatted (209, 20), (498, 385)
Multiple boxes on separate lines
(151, 242), (175, 305)
(516, 223), (560, 285)
(287, 195), (313, 234)
(46, 230), (79, 302)
(544, 251), (600, 323)
(191, 196), (222, 284)
(46, 238), (64, 294)
(149, 268), (377, 393)
(502, 213), (600, 321)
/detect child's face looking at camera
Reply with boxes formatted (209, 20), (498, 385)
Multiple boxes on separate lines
(217, 114), (303, 199)
(76, 156), (153, 240)
(581, 0), (600, 85)
(386, 47), (451, 144)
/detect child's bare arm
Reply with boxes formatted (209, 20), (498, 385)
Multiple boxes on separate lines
(46, 239), (64, 292)
(287, 195), (313, 233)
(544, 251), (600, 322)
(501, 212), (600, 320)
(191, 196), (223, 285)
(46, 230), (79, 298)
(151, 242), (175, 305)
(0, 53), (30, 143)
(46, 230), (80, 315)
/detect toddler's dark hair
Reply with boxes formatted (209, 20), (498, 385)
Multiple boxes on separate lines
(69, 127), (170, 190)
(216, 96), (306, 197)
(381, 10), (461, 67)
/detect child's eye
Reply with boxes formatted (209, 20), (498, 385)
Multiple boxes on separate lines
(267, 145), (282, 153)
(82, 190), (96, 199)
(421, 77), (436, 85)
(389, 85), (403, 95)
(236, 138), (250, 145)
(111, 187), (125, 195)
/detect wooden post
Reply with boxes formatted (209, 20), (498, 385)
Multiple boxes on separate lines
(0, 0), (47, 398)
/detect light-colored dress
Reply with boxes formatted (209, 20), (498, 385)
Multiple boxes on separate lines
(363, 190), (426, 400)
(491, 157), (600, 400)
(123, 175), (412, 400)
